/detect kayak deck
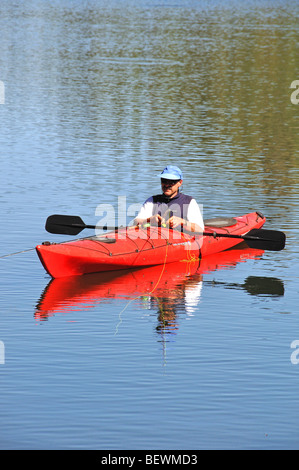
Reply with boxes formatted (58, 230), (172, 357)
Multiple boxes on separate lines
(36, 211), (266, 278)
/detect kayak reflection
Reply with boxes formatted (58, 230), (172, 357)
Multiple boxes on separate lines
(35, 245), (266, 333)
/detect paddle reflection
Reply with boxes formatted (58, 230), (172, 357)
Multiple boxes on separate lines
(204, 275), (285, 297)
(35, 245), (276, 337)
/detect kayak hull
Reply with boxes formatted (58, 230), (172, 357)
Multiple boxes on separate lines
(36, 211), (266, 278)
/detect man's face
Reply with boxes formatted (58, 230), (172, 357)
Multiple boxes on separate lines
(161, 178), (182, 198)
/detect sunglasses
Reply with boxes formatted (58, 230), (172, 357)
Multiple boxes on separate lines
(161, 178), (181, 185)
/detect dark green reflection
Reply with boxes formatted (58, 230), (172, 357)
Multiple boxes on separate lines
(206, 275), (285, 297)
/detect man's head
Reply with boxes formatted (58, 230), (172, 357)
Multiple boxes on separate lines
(159, 165), (183, 199)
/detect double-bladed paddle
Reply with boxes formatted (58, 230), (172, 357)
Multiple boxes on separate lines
(45, 214), (286, 252)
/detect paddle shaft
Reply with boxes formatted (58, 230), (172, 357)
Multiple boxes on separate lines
(47, 219), (258, 241)
(45, 214), (286, 251)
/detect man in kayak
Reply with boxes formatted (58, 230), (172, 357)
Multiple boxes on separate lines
(134, 165), (204, 233)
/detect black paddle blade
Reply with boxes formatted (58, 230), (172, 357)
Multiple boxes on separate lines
(45, 214), (86, 235)
(244, 229), (286, 251)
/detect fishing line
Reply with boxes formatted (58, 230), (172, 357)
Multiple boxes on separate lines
(0, 234), (106, 259)
(114, 242), (170, 336)
(0, 247), (36, 258)
(114, 228), (203, 334)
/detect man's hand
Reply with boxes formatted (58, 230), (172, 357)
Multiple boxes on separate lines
(148, 214), (165, 226)
(167, 216), (185, 229)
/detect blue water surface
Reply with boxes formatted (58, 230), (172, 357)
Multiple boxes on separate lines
(0, 0), (299, 450)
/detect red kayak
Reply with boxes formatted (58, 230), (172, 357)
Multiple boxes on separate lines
(36, 211), (266, 278)
(35, 245), (265, 320)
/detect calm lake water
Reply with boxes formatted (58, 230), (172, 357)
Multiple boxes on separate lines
(0, 0), (299, 450)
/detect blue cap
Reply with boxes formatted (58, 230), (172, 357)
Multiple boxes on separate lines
(158, 165), (183, 180)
